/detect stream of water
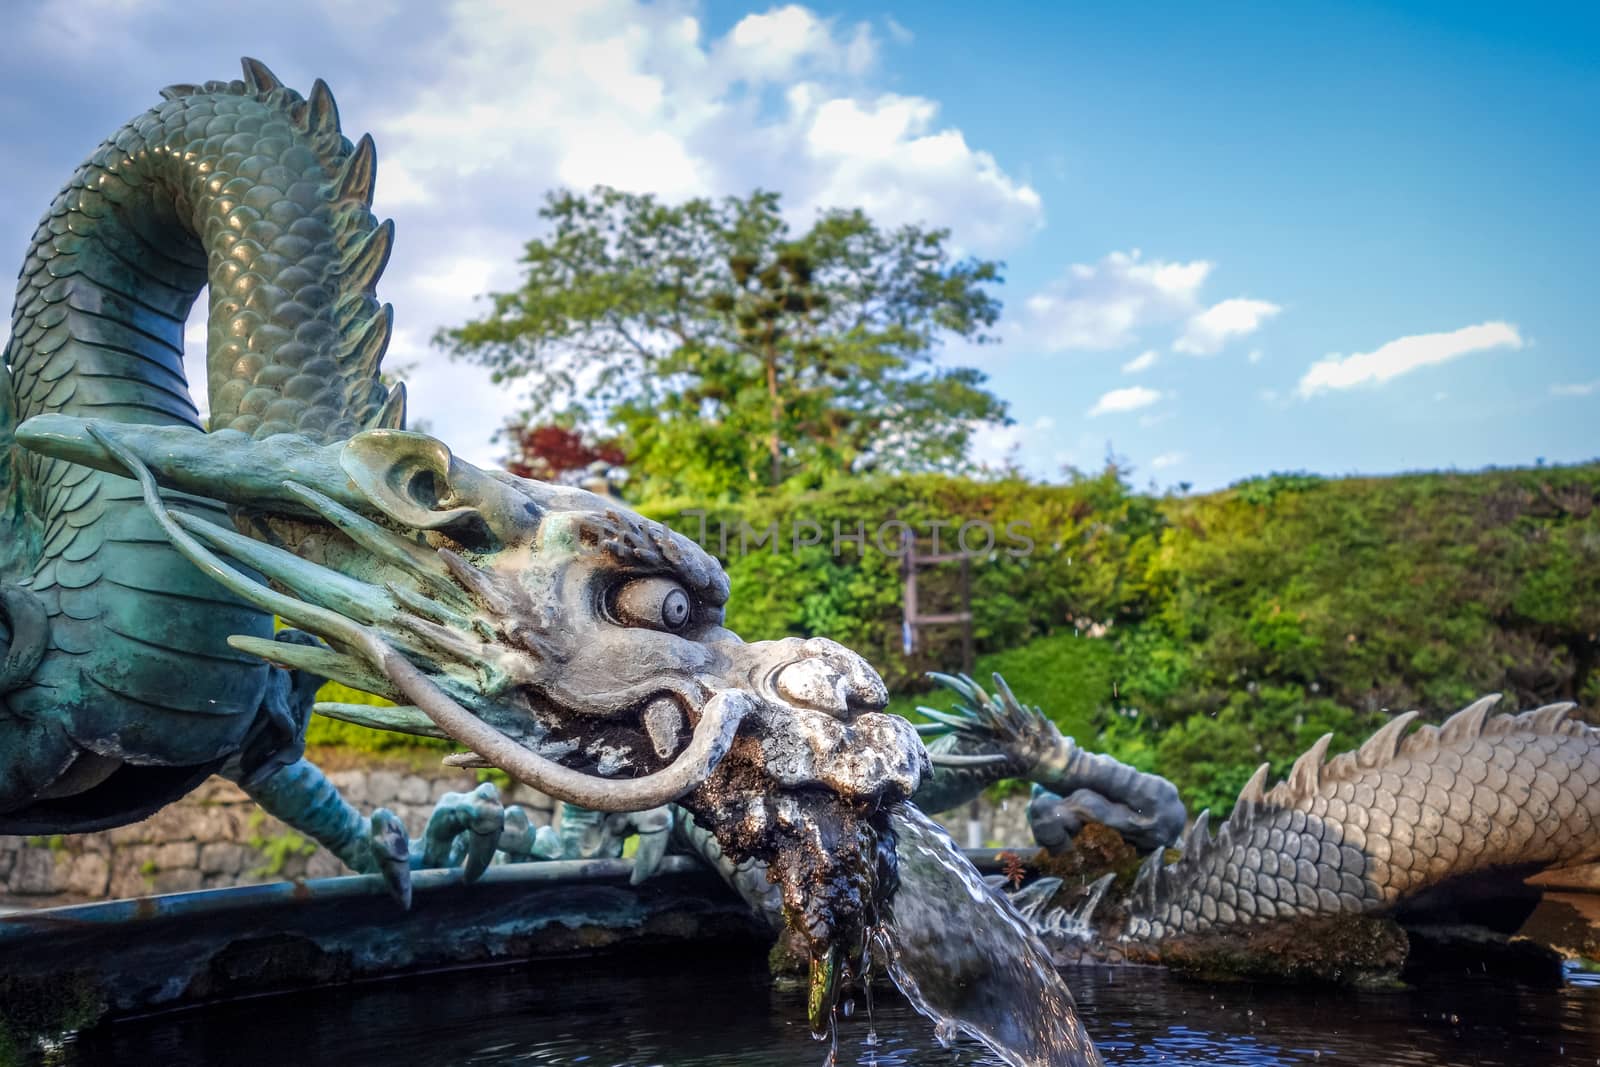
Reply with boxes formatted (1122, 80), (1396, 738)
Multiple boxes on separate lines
(877, 804), (1103, 1066)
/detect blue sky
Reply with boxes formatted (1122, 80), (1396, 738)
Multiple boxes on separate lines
(2, 1), (1595, 490)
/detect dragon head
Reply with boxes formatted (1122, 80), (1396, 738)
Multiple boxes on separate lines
(16, 415), (926, 968)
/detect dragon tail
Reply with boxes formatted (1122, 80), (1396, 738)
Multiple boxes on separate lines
(1125, 696), (1600, 943)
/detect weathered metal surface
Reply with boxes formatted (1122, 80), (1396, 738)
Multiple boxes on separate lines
(981, 698), (1600, 968)
(1, 57), (929, 960)
(0, 858), (767, 1021)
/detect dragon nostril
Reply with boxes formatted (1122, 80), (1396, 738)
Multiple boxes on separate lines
(845, 665), (888, 712)
(774, 658), (851, 717)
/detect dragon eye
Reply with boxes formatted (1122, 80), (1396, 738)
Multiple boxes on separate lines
(612, 577), (693, 632)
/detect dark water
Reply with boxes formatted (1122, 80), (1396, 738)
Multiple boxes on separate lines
(57, 953), (1600, 1067)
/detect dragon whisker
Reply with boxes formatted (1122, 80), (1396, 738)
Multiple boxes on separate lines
(929, 752), (1010, 767)
(437, 547), (518, 617)
(361, 627), (754, 812)
(385, 580), (472, 630)
(168, 510), (393, 627)
(86, 425), (370, 652)
(916, 706), (977, 731)
(313, 701), (449, 738)
(282, 480), (470, 609)
(228, 635), (403, 702)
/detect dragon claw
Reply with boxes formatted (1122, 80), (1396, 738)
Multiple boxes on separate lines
(612, 805), (674, 885)
(369, 808), (413, 909)
(420, 781), (505, 882)
(461, 782), (504, 882)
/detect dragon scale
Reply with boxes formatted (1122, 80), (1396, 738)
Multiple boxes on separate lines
(1118, 698), (1600, 945)
(3, 63), (944, 997)
(1, 62), (400, 827)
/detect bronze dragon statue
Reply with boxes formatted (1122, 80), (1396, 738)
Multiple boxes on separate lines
(667, 672), (1598, 979)
(943, 678), (1600, 970)
(0, 59), (933, 973)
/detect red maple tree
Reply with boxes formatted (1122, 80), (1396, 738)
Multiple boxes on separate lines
(504, 422), (627, 483)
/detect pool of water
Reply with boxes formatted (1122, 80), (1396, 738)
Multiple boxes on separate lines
(58, 951), (1600, 1066)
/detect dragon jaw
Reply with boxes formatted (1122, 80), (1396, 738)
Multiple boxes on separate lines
(16, 413), (928, 966)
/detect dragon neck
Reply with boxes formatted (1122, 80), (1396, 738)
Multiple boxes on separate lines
(7, 61), (399, 443)
(0, 60), (404, 807)
(0, 364), (37, 582)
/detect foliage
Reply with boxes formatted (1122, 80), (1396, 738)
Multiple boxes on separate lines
(304, 456), (1599, 819)
(437, 186), (1008, 498)
(502, 420), (626, 484)
(646, 459), (1600, 815)
(244, 810), (319, 878)
(640, 463), (1168, 693)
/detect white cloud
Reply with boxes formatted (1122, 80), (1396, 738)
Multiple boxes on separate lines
(1174, 298), (1281, 355)
(1021, 251), (1278, 356)
(1247, 348), (1264, 364)
(884, 15), (914, 44)
(1150, 451), (1185, 470)
(719, 5), (869, 80)
(1121, 349), (1158, 374)
(968, 416), (1055, 471)
(1551, 380), (1599, 397)
(1296, 321), (1524, 398)
(1023, 251), (1212, 352)
(377, 1), (1040, 255)
(1089, 386), (1162, 417)
(126, 1), (1042, 469)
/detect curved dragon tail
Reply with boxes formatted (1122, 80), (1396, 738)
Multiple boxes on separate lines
(1, 59), (406, 818)
(1126, 696), (1600, 943)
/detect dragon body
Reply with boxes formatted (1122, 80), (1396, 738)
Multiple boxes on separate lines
(1, 62), (931, 982)
(686, 673), (1598, 974)
(1, 61), (394, 830)
(1010, 694), (1600, 964)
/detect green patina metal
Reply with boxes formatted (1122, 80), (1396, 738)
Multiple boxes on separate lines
(0, 60), (932, 963)
(1, 60), (387, 827)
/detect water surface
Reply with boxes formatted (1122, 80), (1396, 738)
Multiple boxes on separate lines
(59, 952), (1600, 1066)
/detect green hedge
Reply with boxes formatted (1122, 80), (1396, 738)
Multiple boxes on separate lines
(645, 461), (1600, 814)
(305, 460), (1599, 815)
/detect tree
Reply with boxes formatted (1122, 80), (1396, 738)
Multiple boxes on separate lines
(436, 186), (1009, 499)
(502, 420), (627, 484)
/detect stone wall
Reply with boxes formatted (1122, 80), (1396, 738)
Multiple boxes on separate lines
(0, 761), (1039, 908)
(0, 763), (558, 908)
(931, 791), (1035, 850)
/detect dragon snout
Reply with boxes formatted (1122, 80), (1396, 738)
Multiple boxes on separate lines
(770, 637), (889, 718)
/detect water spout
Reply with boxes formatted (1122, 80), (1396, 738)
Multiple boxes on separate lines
(877, 804), (1103, 1067)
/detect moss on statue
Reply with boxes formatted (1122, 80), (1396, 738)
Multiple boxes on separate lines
(1159, 912), (1410, 988)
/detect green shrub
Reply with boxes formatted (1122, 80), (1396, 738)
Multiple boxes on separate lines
(299, 459), (1598, 815)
